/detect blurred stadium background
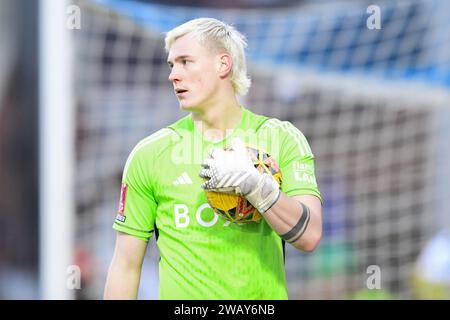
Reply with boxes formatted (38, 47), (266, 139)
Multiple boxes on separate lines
(0, 0), (449, 299)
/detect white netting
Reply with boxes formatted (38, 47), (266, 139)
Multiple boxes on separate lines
(72, 0), (450, 299)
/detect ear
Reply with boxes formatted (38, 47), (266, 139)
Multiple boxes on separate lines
(217, 53), (232, 78)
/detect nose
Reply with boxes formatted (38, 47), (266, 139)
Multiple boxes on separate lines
(168, 66), (181, 82)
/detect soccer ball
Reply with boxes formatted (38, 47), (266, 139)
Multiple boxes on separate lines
(204, 146), (282, 223)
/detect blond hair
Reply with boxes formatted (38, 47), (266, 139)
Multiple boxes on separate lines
(165, 18), (251, 96)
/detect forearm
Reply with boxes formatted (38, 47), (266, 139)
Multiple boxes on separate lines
(262, 192), (322, 252)
(104, 258), (142, 299)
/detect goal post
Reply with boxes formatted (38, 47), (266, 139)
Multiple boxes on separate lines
(39, 0), (75, 299)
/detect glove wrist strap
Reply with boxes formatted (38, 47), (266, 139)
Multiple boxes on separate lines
(246, 173), (281, 213)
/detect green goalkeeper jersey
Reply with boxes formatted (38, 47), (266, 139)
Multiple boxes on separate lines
(113, 106), (322, 299)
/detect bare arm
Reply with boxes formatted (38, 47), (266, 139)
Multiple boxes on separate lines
(262, 193), (322, 252)
(104, 231), (148, 299)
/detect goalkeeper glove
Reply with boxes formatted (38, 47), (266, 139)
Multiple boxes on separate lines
(199, 138), (280, 213)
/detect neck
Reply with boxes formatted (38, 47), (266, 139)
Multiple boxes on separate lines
(191, 97), (242, 143)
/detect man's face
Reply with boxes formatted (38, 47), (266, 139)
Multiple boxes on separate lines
(167, 33), (221, 111)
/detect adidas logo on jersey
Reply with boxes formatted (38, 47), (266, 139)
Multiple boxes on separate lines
(173, 172), (193, 185)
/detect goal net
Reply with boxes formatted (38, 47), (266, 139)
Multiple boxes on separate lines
(71, 0), (450, 299)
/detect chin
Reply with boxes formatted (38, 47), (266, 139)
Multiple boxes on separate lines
(179, 103), (193, 111)
(178, 100), (200, 111)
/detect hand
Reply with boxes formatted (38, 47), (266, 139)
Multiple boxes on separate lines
(199, 138), (280, 213)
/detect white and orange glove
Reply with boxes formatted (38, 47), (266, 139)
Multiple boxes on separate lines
(199, 138), (280, 213)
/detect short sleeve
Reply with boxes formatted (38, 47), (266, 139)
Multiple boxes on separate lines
(113, 145), (157, 242)
(278, 121), (323, 203)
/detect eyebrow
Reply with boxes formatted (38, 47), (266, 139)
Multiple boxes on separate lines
(167, 55), (193, 65)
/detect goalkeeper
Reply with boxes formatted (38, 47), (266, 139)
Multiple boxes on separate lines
(104, 17), (323, 300)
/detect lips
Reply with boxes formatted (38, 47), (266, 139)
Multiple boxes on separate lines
(175, 88), (188, 94)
